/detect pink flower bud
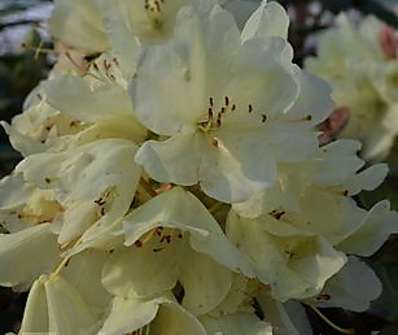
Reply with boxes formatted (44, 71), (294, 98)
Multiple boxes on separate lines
(379, 26), (398, 59)
(318, 107), (350, 145)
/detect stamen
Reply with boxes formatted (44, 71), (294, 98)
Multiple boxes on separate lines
(144, 0), (165, 29)
(309, 305), (355, 334)
(269, 209), (285, 220)
(216, 114), (222, 127)
(209, 97), (214, 107)
(208, 108), (213, 119)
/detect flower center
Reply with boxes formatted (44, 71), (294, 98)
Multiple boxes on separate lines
(144, 0), (165, 30)
(197, 96), (240, 133)
(134, 226), (185, 253)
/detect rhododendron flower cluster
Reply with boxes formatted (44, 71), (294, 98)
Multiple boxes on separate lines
(306, 14), (398, 160)
(0, 1), (397, 334)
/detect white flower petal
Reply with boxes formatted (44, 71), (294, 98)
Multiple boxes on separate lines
(199, 137), (277, 203)
(345, 163), (388, 196)
(49, 0), (109, 53)
(241, 1), (289, 42)
(102, 244), (180, 299)
(61, 250), (111, 316)
(19, 275), (49, 334)
(314, 139), (364, 186)
(44, 75), (135, 124)
(100, 297), (207, 335)
(150, 300), (207, 335)
(223, 38), (298, 120)
(135, 133), (204, 186)
(93, 0), (141, 79)
(129, 8), (208, 136)
(0, 224), (60, 287)
(99, 296), (160, 335)
(337, 200), (398, 257)
(179, 248), (232, 315)
(1, 121), (46, 156)
(45, 275), (100, 335)
(285, 68), (333, 125)
(312, 256), (382, 312)
(209, 274), (251, 317)
(0, 173), (34, 211)
(299, 188), (367, 245)
(259, 293), (312, 335)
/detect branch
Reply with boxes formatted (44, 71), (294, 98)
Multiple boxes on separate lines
(0, 19), (42, 31)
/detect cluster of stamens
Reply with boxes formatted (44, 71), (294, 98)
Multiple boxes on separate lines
(144, 0), (165, 13)
(198, 95), (312, 134)
(90, 57), (120, 83)
(198, 96), (238, 132)
(94, 187), (116, 217)
(134, 226), (184, 253)
(269, 209), (286, 221)
(144, 0), (165, 30)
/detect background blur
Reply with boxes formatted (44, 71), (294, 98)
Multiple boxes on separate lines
(0, 0), (398, 334)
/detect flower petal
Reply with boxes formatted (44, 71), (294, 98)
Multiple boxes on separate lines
(61, 250), (111, 316)
(99, 296), (160, 335)
(179, 248), (232, 315)
(19, 275), (49, 333)
(150, 300), (207, 335)
(135, 133), (204, 186)
(0, 224), (60, 287)
(45, 275), (100, 335)
(241, 1), (289, 42)
(337, 200), (398, 257)
(102, 243), (180, 299)
(311, 257), (382, 312)
(49, 0), (109, 53)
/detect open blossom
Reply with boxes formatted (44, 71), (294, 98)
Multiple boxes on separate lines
(133, 1), (331, 203)
(49, 0), (192, 54)
(306, 14), (398, 159)
(2, 52), (147, 157)
(18, 250), (111, 335)
(230, 139), (398, 302)
(105, 188), (254, 316)
(1, 1), (398, 334)
(0, 139), (141, 289)
(50, 0), (257, 58)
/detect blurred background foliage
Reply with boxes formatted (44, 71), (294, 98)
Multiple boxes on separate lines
(1, 0), (398, 334)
